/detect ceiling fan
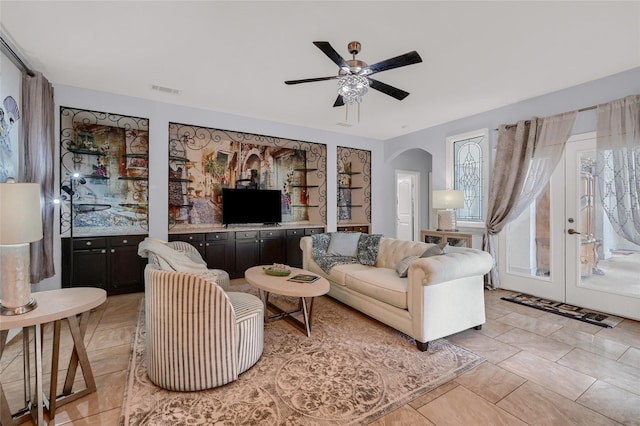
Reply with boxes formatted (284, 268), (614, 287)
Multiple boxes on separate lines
(285, 41), (423, 107)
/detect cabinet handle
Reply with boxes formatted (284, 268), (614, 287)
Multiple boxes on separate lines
(215, 235), (219, 239)
(189, 236), (194, 240)
(101, 249), (106, 254)
(206, 243), (210, 246)
(111, 249), (115, 253)
(86, 241), (92, 246)
(123, 239), (128, 244)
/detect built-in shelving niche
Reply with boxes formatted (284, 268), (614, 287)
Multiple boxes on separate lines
(337, 146), (371, 228)
(168, 123), (327, 230)
(59, 107), (149, 237)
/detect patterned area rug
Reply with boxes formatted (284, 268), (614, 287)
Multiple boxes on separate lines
(501, 293), (623, 328)
(120, 285), (484, 425)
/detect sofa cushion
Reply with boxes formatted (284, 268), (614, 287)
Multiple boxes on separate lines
(395, 255), (419, 278)
(357, 234), (383, 265)
(327, 232), (361, 257)
(328, 263), (375, 286)
(344, 268), (408, 309)
(421, 241), (449, 257)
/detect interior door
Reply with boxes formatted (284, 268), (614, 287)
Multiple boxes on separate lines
(396, 171), (418, 241)
(499, 132), (640, 320)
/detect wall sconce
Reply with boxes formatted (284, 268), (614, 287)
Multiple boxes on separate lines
(432, 190), (464, 232)
(0, 179), (43, 315)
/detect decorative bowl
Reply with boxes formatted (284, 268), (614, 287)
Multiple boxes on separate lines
(263, 266), (291, 276)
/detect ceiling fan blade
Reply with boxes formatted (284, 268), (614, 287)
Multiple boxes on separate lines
(368, 78), (410, 100)
(285, 76), (338, 85)
(362, 51), (422, 76)
(313, 41), (350, 70)
(333, 96), (345, 107)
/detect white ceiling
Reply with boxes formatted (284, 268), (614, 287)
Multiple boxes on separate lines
(2, 1), (639, 140)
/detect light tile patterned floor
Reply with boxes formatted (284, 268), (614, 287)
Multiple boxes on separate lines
(1, 286), (639, 425)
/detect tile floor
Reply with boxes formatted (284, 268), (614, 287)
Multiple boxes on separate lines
(1, 284), (639, 425)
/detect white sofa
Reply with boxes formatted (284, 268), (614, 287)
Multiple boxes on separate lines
(300, 235), (493, 351)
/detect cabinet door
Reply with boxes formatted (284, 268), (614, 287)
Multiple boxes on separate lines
(205, 232), (234, 272)
(285, 229), (304, 267)
(109, 235), (146, 295)
(73, 249), (108, 289)
(259, 230), (285, 265)
(234, 238), (259, 276)
(62, 238), (108, 289)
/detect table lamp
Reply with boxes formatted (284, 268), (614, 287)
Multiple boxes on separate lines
(432, 189), (464, 232)
(0, 179), (43, 315)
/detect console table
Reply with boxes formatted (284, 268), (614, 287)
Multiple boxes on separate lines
(0, 287), (106, 425)
(420, 229), (473, 248)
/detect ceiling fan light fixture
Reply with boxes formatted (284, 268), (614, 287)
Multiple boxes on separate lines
(337, 74), (369, 105)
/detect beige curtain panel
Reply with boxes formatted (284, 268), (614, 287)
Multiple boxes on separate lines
(596, 94), (640, 245)
(23, 71), (55, 283)
(484, 111), (577, 288)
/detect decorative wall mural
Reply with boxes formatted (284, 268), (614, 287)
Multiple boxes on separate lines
(0, 96), (20, 182)
(168, 123), (327, 230)
(60, 107), (149, 236)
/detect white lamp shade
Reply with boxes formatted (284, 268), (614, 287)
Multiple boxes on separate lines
(432, 190), (464, 209)
(0, 182), (43, 245)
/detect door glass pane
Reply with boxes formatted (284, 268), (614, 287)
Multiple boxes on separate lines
(506, 184), (552, 279)
(577, 150), (640, 296)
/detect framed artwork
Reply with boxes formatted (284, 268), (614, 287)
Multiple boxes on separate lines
(59, 107), (149, 236)
(168, 123), (327, 230)
(0, 51), (22, 182)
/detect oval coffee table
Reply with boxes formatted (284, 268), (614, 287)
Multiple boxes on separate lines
(244, 265), (329, 337)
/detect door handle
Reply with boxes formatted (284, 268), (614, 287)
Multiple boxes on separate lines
(567, 229), (581, 235)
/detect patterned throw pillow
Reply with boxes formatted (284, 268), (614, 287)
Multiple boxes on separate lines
(420, 241), (449, 258)
(395, 255), (419, 277)
(357, 234), (383, 265)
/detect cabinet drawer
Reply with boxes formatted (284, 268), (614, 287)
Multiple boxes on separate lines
(110, 235), (146, 247)
(173, 233), (205, 242)
(259, 229), (284, 238)
(236, 231), (258, 240)
(205, 232), (229, 241)
(286, 228), (304, 237)
(73, 237), (107, 250)
(305, 227), (325, 235)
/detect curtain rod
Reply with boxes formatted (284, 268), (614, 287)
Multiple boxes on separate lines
(495, 104), (598, 130)
(0, 33), (35, 76)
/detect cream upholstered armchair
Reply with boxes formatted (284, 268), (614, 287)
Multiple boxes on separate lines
(144, 265), (264, 391)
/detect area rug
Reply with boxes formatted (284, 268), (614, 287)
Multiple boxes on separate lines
(120, 285), (484, 425)
(501, 293), (623, 328)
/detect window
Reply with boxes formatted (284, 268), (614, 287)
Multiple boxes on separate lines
(446, 129), (490, 227)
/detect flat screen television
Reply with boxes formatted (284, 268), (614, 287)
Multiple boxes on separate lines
(222, 188), (282, 225)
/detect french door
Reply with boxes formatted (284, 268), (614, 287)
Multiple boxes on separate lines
(498, 133), (640, 320)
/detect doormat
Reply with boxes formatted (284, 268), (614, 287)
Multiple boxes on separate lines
(501, 293), (623, 328)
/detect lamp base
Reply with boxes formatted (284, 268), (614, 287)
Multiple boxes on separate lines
(0, 297), (37, 316)
(437, 209), (458, 232)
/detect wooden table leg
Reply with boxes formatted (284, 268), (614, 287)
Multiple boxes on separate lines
(49, 311), (96, 416)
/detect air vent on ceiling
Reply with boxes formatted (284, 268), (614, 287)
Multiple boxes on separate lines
(336, 122), (353, 127)
(151, 84), (181, 95)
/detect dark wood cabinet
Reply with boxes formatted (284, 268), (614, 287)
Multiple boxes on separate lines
(62, 235), (146, 295)
(170, 226), (324, 278)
